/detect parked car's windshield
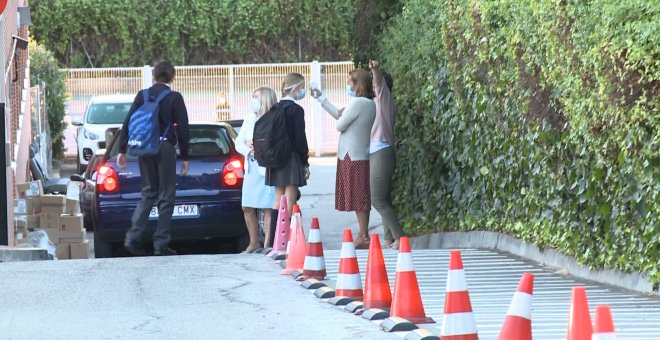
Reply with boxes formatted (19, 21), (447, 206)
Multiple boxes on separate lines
(86, 103), (132, 124)
(108, 125), (233, 159)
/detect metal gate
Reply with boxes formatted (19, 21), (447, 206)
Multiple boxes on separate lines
(64, 61), (355, 156)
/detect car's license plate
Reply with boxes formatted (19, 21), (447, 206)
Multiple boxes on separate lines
(149, 205), (199, 218)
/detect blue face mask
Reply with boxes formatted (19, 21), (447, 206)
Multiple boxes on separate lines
(346, 85), (356, 97)
(295, 88), (307, 100)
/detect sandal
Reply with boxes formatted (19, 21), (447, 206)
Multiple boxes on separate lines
(389, 239), (400, 250)
(353, 234), (370, 249)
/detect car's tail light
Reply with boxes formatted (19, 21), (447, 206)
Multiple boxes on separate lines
(97, 164), (119, 193)
(222, 158), (244, 187)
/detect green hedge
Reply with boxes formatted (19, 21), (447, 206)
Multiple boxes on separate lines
(29, 40), (67, 160)
(380, 0), (659, 282)
(30, 0), (355, 67)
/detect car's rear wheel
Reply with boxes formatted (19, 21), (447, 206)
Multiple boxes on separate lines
(93, 232), (113, 258)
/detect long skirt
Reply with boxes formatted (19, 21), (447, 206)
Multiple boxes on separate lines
(335, 154), (371, 212)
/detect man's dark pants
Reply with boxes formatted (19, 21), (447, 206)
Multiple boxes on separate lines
(125, 142), (177, 250)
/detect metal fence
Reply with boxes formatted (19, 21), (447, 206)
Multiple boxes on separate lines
(30, 84), (52, 176)
(64, 61), (355, 156)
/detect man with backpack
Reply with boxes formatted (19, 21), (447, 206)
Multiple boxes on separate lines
(117, 60), (190, 256)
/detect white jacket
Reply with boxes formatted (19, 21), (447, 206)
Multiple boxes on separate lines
(318, 96), (376, 161)
(235, 112), (267, 176)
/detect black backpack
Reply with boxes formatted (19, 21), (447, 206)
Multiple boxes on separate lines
(253, 101), (293, 168)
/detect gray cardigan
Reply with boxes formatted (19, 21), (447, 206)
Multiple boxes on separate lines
(318, 96), (376, 161)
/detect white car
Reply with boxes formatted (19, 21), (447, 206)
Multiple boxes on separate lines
(72, 94), (135, 173)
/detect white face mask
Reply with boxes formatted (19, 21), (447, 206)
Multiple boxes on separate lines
(249, 98), (261, 113)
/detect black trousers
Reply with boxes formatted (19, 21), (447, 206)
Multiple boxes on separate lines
(125, 142), (177, 249)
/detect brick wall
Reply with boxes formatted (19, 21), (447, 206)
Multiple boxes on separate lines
(3, 0), (31, 246)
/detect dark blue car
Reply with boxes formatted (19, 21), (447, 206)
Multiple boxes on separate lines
(87, 122), (247, 257)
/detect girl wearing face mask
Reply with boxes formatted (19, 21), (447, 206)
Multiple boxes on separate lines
(265, 73), (311, 241)
(236, 87), (278, 253)
(311, 69), (376, 249)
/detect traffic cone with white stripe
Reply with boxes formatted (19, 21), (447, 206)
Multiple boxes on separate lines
(567, 286), (592, 340)
(298, 217), (326, 281)
(498, 272), (534, 340)
(592, 305), (616, 340)
(328, 228), (363, 306)
(280, 208), (306, 276)
(381, 236), (433, 332)
(267, 195), (290, 260)
(440, 250), (478, 339)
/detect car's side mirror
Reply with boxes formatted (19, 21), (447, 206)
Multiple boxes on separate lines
(71, 120), (83, 127)
(70, 174), (85, 182)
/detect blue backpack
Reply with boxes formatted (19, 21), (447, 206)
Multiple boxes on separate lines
(127, 88), (172, 157)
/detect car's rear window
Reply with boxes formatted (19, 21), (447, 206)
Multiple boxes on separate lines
(86, 103), (132, 124)
(108, 125), (232, 159)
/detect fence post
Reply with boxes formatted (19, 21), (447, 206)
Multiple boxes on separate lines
(142, 65), (152, 89)
(311, 61), (322, 157)
(229, 65), (235, 119)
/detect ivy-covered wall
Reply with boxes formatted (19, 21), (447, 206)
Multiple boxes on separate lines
(30, 0), (356, 67)
(380, 0), (659, 282)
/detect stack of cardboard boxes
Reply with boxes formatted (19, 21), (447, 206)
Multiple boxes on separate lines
(13, 180), (43, 242)
(14, 179), (89, 259)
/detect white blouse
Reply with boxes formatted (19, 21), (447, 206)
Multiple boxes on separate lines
(235, 112), (266, 176)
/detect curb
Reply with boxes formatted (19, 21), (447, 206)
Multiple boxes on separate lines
(410, 231), (658, 295)
(0, 246), (51, 262)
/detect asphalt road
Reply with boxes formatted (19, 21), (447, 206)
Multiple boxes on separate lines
(0, 255), (399, 340)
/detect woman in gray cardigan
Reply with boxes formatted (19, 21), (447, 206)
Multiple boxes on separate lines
(312, 69), (376, 249)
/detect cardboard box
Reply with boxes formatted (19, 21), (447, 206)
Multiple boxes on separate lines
(60, 229), (86, 244)
(65, 198), (81, 215)
(56, 243), (70, 260)
(59, 214), (85, 240)
(41, 227), (60, 244)
(70, 241), (90, 259)
(38, 195), (66, 209)
(14, 198), (39, 215)
(17, 180), (44, 198)
(16, 215), (40, 230)
(24, 215), (40, 229)
(39, 212), (60, 228)
(14, 229), (29, 242)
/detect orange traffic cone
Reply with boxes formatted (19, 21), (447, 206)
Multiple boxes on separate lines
(364, 234), (392, 309)
(498, 272), (534, 340)
(267, 195), (290, 260)
(285, 204), (302, 255)
(592, 305), (616, 340)
(280, 209), (306, 276)
(391, 236), (433, 324)
(329, 229), (363, 306)
(382, 236), (433, 332)
(359, 234), (394, 320)
(567, 286), (593, 340)
(440, 250), (478, 339)
(298, 217), (326, 281)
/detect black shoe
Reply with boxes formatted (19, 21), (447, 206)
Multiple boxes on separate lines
(124, 242), (147, 256)
(154, 247), (177, 256)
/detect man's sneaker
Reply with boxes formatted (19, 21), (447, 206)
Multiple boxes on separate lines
(154, 247), (177, 256)
(124, 242), (147, 256)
